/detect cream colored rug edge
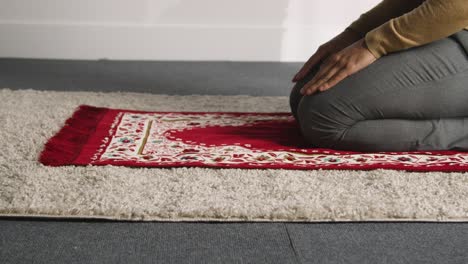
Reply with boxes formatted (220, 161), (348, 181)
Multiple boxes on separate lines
(1, 88), (468, 222)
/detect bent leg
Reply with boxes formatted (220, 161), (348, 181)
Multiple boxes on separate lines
(295, 30), (468, 152)
(289, 63), (321, 122)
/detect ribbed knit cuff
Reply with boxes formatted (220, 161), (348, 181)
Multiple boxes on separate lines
(364, 20), (402, 59)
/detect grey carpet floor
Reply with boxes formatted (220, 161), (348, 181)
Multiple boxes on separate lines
(1, 58), (467, 264)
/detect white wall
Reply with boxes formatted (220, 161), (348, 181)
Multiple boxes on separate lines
(0, 0), (380, 61)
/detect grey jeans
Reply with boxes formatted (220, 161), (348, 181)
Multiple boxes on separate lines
(289, 29), (468, 152)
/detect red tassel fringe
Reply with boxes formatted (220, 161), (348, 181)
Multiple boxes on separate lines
(39, 105), (109, 166)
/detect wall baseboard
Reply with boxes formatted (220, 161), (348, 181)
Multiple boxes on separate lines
(0, 22), (339, 62)
(0, 59), (301, 95)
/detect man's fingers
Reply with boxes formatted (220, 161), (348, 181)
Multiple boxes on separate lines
(313, 59), (342, 86)
(309, 54), (341, 83)
(292, 57), (318, 82)
(300, 59), (340, 95)
(295, 38), (378, 94)
(292, 50), (327, 82)
(317, 68), (349, 92)
(299, 61), (332, 91)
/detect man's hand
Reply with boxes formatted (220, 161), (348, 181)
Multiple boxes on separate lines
(292, 29), (362, 83)
(300, 38), (377, 96)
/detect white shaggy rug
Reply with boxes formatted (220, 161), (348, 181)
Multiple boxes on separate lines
(1, 88), (468, 222)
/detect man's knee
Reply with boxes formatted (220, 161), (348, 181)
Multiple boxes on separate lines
(289, 82), (304, 121)
(289, 64), (323, 121)
(297, 94), (353, 147)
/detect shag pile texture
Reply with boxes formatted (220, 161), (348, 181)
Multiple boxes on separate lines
(1, 88), (468, 222)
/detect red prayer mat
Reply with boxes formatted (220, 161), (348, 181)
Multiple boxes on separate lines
(39, 105), (468, 172)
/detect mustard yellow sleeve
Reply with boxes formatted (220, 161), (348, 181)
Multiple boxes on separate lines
(365, 0), (468, 58)
(345, 0), (425, 38)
